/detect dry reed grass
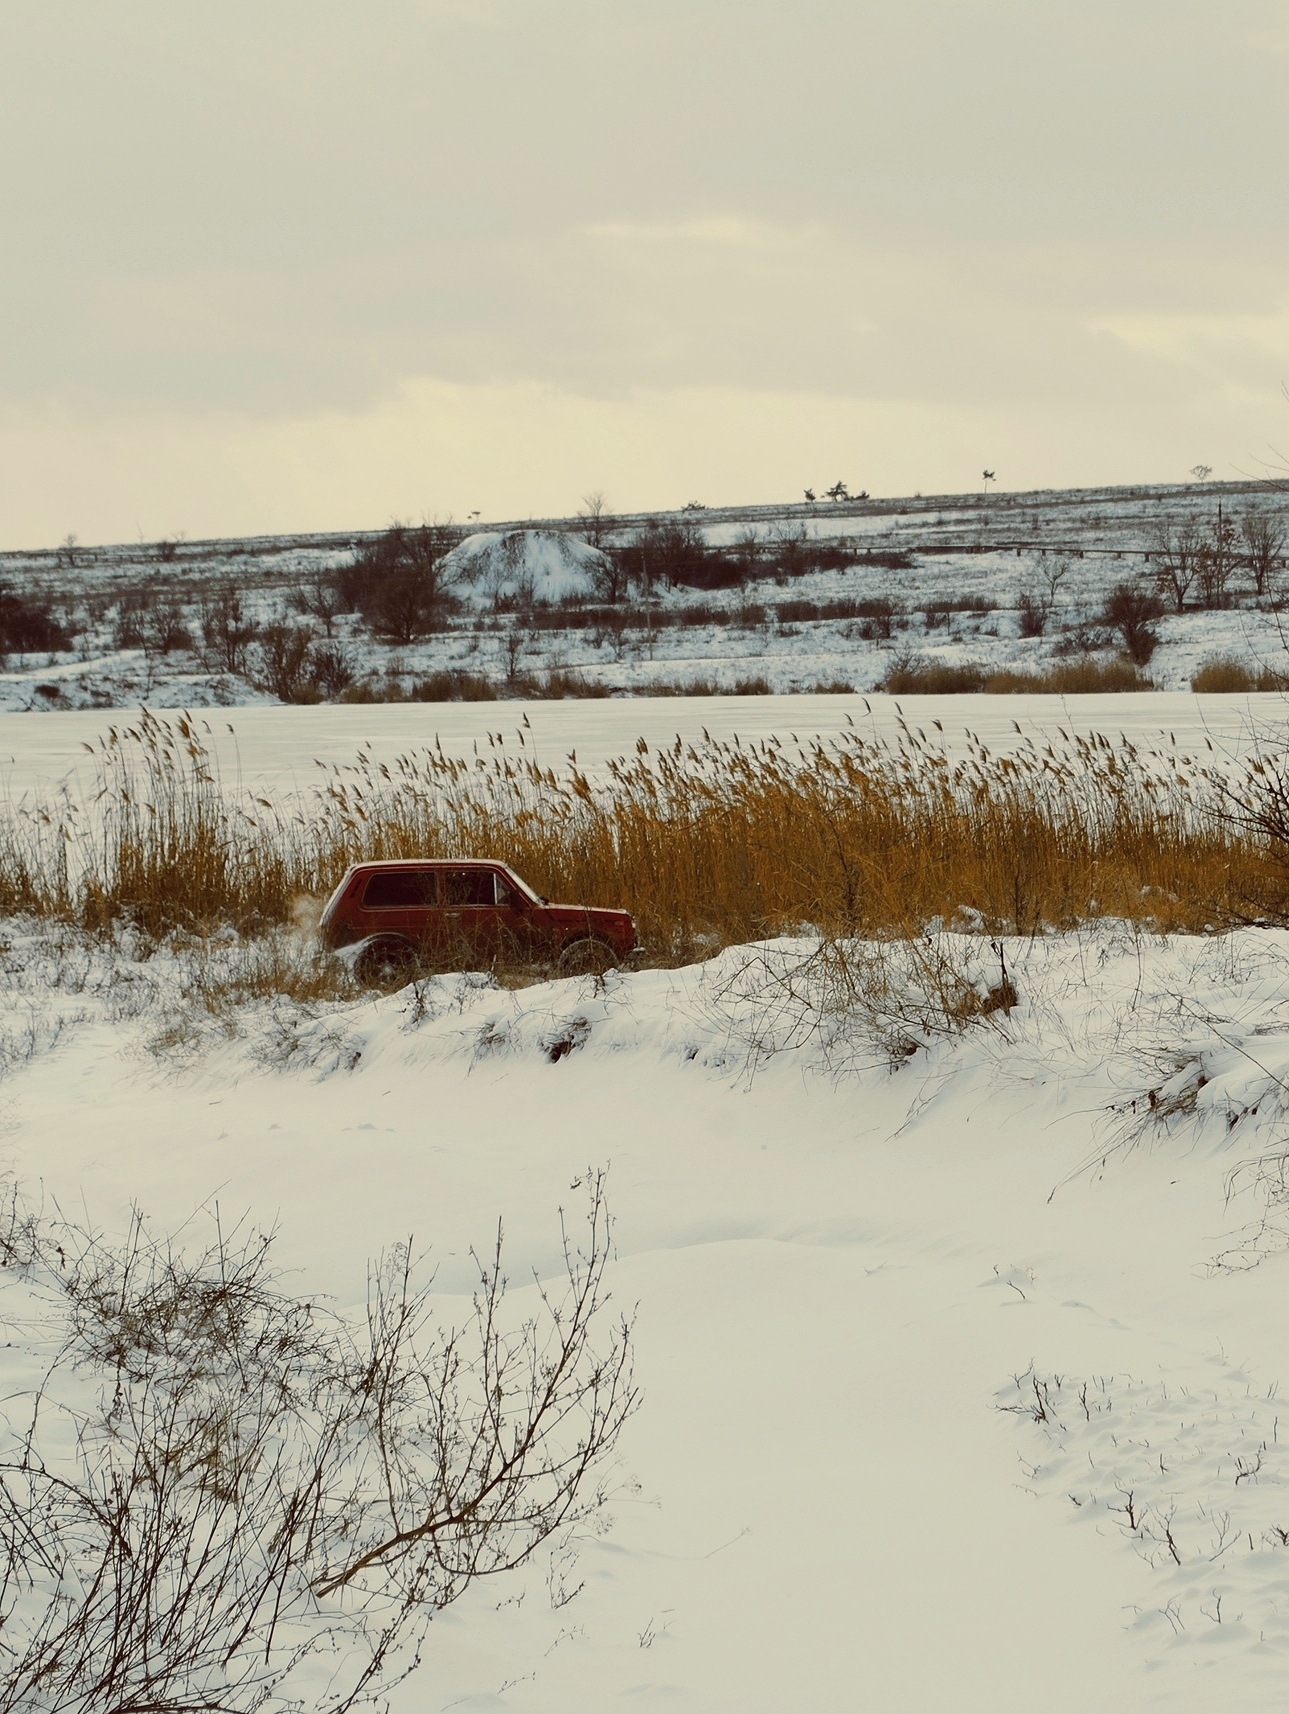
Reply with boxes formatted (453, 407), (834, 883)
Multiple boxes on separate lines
(982, 657), (1154, 694)
(1191, 656), (1289, 694)
(0, 711), (1283, 961)
(882, 655), (1154, 695)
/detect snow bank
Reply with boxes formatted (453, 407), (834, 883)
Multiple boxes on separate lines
(445, 528), (612, 608)
(6, 926), (1289, 1706)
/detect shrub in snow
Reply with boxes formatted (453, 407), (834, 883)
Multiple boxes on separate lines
(344, 525), (461, 642)
(0, 1176), (636, 1713)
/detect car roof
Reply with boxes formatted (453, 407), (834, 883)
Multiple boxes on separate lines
(348, 858), (508, 871)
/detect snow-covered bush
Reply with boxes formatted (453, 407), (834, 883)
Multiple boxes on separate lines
(0, 1177), (635, 1712)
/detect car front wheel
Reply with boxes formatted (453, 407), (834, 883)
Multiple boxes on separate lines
(557, 937), (619, 976)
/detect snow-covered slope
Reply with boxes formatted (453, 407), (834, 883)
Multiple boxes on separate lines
(8, 926), (1289, 1709)
(0, 478), (1285, 709)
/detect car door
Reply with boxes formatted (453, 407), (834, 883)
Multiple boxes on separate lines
(357, 866), (440, 947)
(490, 868), (542, 960)
(438, 866), (508, 966)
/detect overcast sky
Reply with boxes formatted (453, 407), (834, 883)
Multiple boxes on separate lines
(3, 0), (1289, 544)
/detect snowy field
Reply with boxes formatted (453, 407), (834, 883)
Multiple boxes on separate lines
(3, 690), (1289, 1708)
(0, 691), (1287, 804)
(1, 478), (1288, 711)
(8, 925), (1289, 1709)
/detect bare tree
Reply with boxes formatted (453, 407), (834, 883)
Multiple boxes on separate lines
(144, 595), (192, 655)
(0, 1174), (635, 1713)
(347, 525), (461, 643)
(1148, 517), (1203, 613)
(588, 552), (631, 604)
(1196, 508), (1238, 609)
(1241, 508), (1287, 600)
(293, 568), (347, 638)
(1016, 553), (1071, 637)
(732, 527), (763, 579)
(576, 492), (614, 551)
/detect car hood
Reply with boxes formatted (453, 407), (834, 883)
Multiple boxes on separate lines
(541, 903), (634, 930)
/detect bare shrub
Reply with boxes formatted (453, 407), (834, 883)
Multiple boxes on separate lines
(0, 1176), (636, 1713)
(0, 587), (72, 655)
(114, 586), (191, 655)
(200, 585), (259, 675)
(880, 655), (986, 694)
(1100, 582), (1165, 664)
(112, 587), (153, 649)
(253, 620), (321, 704)
(714, 933), (1018, 1069)
(310, 640), (357, 697)
(345, 525), (460, 642)
(1016, 591), (1048, 637)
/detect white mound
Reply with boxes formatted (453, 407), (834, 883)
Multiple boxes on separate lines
(444, 528), (612, 608)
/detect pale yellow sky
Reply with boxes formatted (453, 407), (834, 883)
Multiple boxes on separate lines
(3, 1), (1289, 544)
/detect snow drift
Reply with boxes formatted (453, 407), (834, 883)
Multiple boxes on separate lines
(444, 528), (612, 608)
(7, 924), (1289, 1708)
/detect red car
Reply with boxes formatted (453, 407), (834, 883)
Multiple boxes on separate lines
(319, 858), (636, 986)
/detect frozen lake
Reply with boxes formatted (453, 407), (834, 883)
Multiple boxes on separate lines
(0, 691), (1285, 802)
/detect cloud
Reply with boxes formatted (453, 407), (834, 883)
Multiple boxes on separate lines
(2, 0), (1289, 537)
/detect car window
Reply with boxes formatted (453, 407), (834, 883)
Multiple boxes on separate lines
(362, 869), (438, 909)
(442, 868), (498, 906)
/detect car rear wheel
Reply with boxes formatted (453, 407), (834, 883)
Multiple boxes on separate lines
(558, 937), (619, 976)
(354, 936), (419, 990)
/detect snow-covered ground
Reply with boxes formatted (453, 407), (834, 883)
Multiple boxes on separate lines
(7, 925), (1289, 1708)
(1, 478), (1288, 710)
(4, 508), (1289, 1705)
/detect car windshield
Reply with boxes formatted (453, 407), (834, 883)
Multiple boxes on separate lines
(497, 866), (543, 905)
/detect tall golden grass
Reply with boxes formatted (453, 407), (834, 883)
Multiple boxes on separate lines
(1191, 656), (1289, 694)
(881, 655), (1154, 695)
(0, 710), (1282, 956)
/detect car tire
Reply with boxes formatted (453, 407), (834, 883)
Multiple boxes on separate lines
(354, 936), (419, 990)
(557, 937), (619, 976)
